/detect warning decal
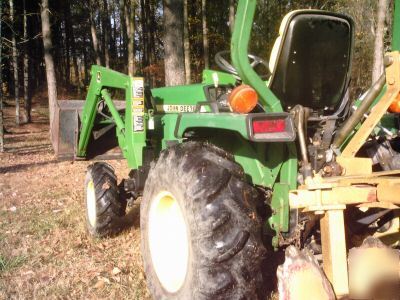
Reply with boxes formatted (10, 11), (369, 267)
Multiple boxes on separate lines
(132, 77), (145, 132)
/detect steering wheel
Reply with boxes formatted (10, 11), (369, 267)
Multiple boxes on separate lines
(215, 50), (271, 80)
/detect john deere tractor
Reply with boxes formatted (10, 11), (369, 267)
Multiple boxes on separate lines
(55, 0), (400, 298)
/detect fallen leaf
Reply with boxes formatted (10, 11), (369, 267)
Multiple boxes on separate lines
(111, 267), (121, 275)
(22, 270), (35, 276)
(94, 279), (105, 289)
(100, 276), (111, 284)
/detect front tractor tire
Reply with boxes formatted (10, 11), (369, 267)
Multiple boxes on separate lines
(141, 142), (266, 300)
(84, 162), (126, 238)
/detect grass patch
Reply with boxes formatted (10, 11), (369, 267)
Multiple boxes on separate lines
(39, 189), (69, 200)
(29, 216), (56, 236)
(0, 254), (26, 273)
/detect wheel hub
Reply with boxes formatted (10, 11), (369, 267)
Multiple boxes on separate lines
(86, 180), (97, 227)
(148, 191), (189, 293)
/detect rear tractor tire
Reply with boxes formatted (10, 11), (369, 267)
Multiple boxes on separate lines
(140, 142), (266, 300)
(84, 162), (126, 238)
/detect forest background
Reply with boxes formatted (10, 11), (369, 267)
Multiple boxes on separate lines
(0, 1), (395, 298)
(0, 0), (394, 147)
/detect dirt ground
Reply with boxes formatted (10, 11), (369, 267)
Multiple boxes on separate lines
(0, 97), (150, 299)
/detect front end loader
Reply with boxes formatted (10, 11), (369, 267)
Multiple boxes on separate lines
(55, 0), (400, 298)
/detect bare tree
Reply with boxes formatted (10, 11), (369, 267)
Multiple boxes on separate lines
(118, 0), (128, 65)
(40, 0), (58, 149)
(0, 0), (4, 152)
(229, 0), (235, 34)
(372, 0), (389, 83)
(23, 0), (31, 123)
(202, 0), (209, 69)
(65, 0), (81, 95)
(163, 0), (185, 86)
(140, 0), (148, 68)
(124, 0), (135, 76)
(101, 0), (111, 68)
(89, 0), (102, 65)
(183, 0), (191, 84)
(9, 0), (19, 125)
(63, 3), (71, 86)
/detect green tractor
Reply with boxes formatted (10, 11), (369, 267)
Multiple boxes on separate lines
(55, 0), (400, 298)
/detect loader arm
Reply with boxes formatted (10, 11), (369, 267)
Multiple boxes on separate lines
(77, 66), (146, 169)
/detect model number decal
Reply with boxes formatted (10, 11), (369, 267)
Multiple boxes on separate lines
(156, 104), (197, 113)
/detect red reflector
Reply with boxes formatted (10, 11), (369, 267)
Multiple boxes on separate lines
(252, 119), (286, 134)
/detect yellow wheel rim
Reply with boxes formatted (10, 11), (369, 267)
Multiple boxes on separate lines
(86, 180), (97, 227)
(148, 191), (189, 293)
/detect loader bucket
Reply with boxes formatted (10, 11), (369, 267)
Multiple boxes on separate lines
(53, 100), (125, 161)
(52, 100), (83, 160)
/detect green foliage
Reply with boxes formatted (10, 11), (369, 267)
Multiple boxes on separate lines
(0, 254), (26, 273)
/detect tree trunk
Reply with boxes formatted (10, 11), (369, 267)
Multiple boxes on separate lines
(83, 47), (89, 84)
(40, 0), (58, 150)
(124, 0), (136, 76)
(183, 0), (191, 84)
(149, 0), (157, 86)
(23, 0), (31, 123)
(0, 0), (4, 152)
(63, 1), (71, 87)
(118, 0), (128, 65)
(66, 0), (81, 96)
(163, 0), (185, 86)
(140, 0), (148, 70)
(372, 0), (388, 83)
(111, 6), (117, 61)
(102, 0), (111, 68)
(124, 0), (135, 76)
(146, 0), (153, 73)
(146, 0), (154, 66)
(90, 0), (102, 65)
(51, 1), (63, 86)
(149, 0), (156, 65)
(202, 0), (209, 69)
(229, 0), (235, 34)
(9, 0), (19, 125)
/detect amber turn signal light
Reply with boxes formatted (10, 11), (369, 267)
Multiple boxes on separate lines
(228, 85), (258, 114)
(388, 92), (400, 113)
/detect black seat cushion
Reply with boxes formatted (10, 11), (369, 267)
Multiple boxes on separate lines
(269, 11), (354, 114)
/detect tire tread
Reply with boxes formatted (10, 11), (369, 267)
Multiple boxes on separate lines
(85, 162), (126, 238)
(141, 142), (266, 300)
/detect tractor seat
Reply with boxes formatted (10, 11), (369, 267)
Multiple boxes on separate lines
(268, 10), (354, 115)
